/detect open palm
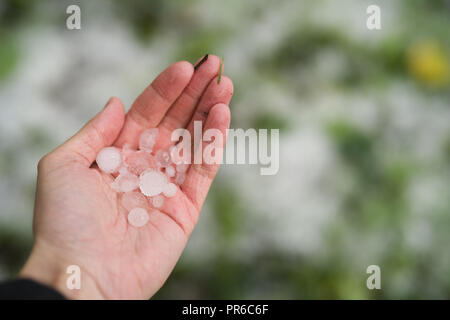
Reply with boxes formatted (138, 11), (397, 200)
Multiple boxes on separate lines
(21, 56), (233, 299)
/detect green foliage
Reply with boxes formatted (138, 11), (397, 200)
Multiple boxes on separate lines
(210, 182), (244, 240)
(176, 30), (228, 63)
(327, 121), (374, 173)
(0, 226), (32, 276)
(0, 31), (19, 82)
(112, 0), (167, 39)
(259, 27), (347, 71)
(0, 0), (35, 28)
(251, 112), (289, 131)
(1, 0), (449, 299)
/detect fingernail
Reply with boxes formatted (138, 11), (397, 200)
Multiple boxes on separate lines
(194, 54), (209, 71)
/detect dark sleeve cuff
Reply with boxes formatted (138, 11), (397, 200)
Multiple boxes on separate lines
(0, 279), (66, 300)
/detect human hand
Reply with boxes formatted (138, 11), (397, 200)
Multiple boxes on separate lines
(20, 55), (233, 299)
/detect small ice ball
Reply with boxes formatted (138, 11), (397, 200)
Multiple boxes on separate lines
(163, 183), (178, 198)
(119, 166), (129, 175)
(151, 195), (165, 209)
(127, 207), (149, 227)
(174, 172), (186, 185)
(165, 166), (176, 178)
(111, 171), (140, 193)
(155, 150), (171, 167)
(170, 143), (192, 165)
(124, 150), (157, 176)
(121, 191), (148, 211)
(139, 169), (168, 196)
(139, 128), (159, 153)
(122, 143), (134, 157)
(176, 163), (189, 173)
(96, 147), (122, 173)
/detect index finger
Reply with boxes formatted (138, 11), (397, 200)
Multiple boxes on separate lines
(115, 61), (194, 148)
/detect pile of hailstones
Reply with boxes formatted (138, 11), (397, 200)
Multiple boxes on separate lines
(95, 128), (189, 228)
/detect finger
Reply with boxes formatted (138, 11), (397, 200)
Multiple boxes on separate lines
(115, 61), (194, 148)
(185, 75), (233, 144)
(54, 97), (125, 166)
(182, 103), (231, 212)
(156, 55), (222, 149)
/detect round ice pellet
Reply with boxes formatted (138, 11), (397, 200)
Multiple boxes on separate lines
(165, 166), (176, 178)
(163, 183), (178, 198)
(111, 172), (140, 193)
(121, 191), (148, 211)
(127, 207), (149, 227)
(174, 172), (186, 185)
(155, 150), (171, 167)
(151, 194), (165, 209)
(176, 163), (189, 173)
(139, 128), (159, 153)
(121, 143), (134, 158)
(139, 169), (168, 196)
(124, 150), (156, 176)
(96, 147), (122, 173)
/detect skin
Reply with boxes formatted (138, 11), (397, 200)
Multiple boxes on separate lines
(20, 55), (233, 299)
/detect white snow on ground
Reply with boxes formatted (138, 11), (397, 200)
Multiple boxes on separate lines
(0, 1), (448, 288)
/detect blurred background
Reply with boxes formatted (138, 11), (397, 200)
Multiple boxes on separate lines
(0, 0), (449, 299)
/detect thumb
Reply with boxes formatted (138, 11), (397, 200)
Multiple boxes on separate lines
(53, 97), (125, 166)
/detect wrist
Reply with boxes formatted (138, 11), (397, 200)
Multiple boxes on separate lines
(19, 241), (105, 299)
